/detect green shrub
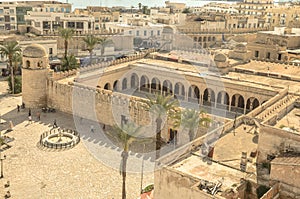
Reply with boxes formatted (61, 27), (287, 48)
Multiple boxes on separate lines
(7, 75), (22, 94)
(142, 184), (154, 193)
(279, 124), (286, 129)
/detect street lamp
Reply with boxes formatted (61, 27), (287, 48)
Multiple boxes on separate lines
(0, 154), (6, 178)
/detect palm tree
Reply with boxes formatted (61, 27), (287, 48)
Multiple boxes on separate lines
(12, 51), (22, 75)
(144, 93), (179, 159)
(61, 54), (79, 71)
(82, 35), (99, 65)
(174, 109), (211, 142)
(0, 41), (21, 94)
(111, 122), (142, 199)
(98, 37), (113, 56)
(58, 28), (74, 58)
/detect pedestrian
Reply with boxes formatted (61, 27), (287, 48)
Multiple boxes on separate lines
(90, 125), (94, 133)
(21, 102), (25, 109)
(28, 115), (32, 124)
(53, 119), (57, 128)
(5, 190), (11, 198)
(36, 112), (41, 121)
(17, 105), (20, 112)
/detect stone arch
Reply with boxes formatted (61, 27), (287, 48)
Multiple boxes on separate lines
(203, 88), (215, 105)
(231, 94), (245, 112)
(113, 80), (119, 91)
(104, 83), (111, 90)
(122, 78), (128, 90)
(174, 82), (185, 99)
(217, 91), (229, 110)
(246, 97), (260, 111)
(140, 75), (150, 92)
(151, 77), (161, 93)
(189, 85), (200, 98)
(131, 73), (139, 88)
(162, 80), (173, 95)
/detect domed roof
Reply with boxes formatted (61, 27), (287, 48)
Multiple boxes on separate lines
(162, 26), (174, 34)
(214, 53), (227, 62)
(234, 43), (247, 53)
(23, 44), (47, 58)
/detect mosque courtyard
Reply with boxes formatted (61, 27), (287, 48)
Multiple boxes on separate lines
(0, 79), (154, 199)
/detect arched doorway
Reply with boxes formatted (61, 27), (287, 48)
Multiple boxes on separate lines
(188, 85), (200, 103)
(162, 80), (173, 96)
(113, 80), (119, 91)
(131, 73), (139, 89)
(217, 91), (229, 110)
(122, 78), (127, 90)
(104, 83), (111, 90)
(203, 88), (215, 106)
(151, 77), (161, 94)
(140, 75), (150, 92)
(174, 82), (185, 100)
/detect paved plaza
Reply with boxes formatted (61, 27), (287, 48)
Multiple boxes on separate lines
(0, 79), (154, 198)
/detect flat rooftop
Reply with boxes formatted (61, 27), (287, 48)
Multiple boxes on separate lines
(213, 124), (258, 173)
(275, 107), (300, 134)
(172, 154), (247, 193)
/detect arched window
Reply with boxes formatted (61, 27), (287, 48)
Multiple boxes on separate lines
(26, 60), (30, 68)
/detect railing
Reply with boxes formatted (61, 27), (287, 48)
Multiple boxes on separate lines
(40, 128), (80, 149)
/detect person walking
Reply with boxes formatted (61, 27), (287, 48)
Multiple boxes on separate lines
(36, 112), (41, 121)
(28, 115), (32, 124)
(17, 105), (20, 112)
(90, 125), (94, 133)
(53, 119), (57, 128)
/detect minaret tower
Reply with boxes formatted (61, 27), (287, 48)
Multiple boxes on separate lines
(22, 44), (49, 108)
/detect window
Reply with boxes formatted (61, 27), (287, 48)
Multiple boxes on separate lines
(26, 60), (30, 68)
(144, 30), (147, 36)
(0, 9), (3, 14)
(61, 8), (64, 12)
(151, 30), (153, 36)
(10, 9), (14, 14)
(50, 8), (54, 12)
(278, 54), (282, 60)
(266, 52), (270, 59)
(129, 30), (132, 34)
(10, 17), (14, 21)
(49, 48), (53, 55)
(255, 51), (259, 58)
(136, 30), (139, 36)
(157, 30), (160, 36)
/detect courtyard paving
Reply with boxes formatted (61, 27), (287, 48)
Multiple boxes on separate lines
(0, 79), (154, 199)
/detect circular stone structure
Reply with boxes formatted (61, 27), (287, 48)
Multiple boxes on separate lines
(40, 128), (80, 150)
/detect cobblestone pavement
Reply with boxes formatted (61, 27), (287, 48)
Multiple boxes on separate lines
(0, 79), (154, 199)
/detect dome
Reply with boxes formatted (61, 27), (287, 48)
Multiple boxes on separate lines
(234, 43), (247, 53)
(214, 53), (227, 62)
(23, 44), (47, 58)
(162, 26), (174, 34)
